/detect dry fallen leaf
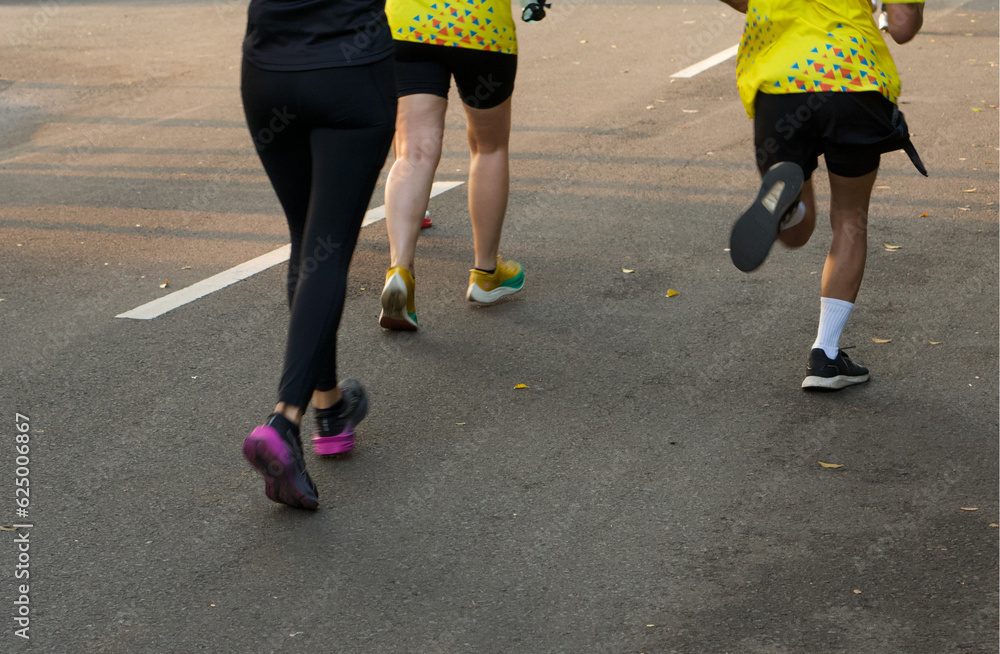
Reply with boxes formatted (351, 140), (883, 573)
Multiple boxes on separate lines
(666, 289), (680, 297)
(819, 461), (844, 468)
(0, 525), (18, 531)
(853, 589), (862, 595)
(883, 243), (902, 250)
(989, 523), (998, 528)
(182, 266), (191, 270)
(646, 105), (654, 110)
(961, 507), (979, 511)
(928, 341), (942, 345)
(919, 213), (929, 217)
(622, 268), (635, 273)
(872, 337), (892, 344)
(514, 383), (529, 389)
(159, 279), (169, 289)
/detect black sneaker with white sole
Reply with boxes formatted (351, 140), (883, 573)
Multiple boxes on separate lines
(801, 348), (870, 391)
(730, 161), (804, 272)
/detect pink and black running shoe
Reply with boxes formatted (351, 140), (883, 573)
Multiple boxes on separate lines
(243, 414), (319, 510)
(312, 378), (369, 457)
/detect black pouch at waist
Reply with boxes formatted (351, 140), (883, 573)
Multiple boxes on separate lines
(890, 105), (928, 177)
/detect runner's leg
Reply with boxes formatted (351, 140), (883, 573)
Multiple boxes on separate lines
(384, 93), (448, 274)
(809, 169), (877, 358)
(822, 169), (877, 302)
(464, 96), (512, 270)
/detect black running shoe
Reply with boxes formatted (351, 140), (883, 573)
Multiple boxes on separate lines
(801, 348), (870, 391)
(730, 161), (804, 272)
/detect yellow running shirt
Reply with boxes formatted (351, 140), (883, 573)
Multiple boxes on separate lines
(386, 0), (517, 54)
(736, 0), (924, 118)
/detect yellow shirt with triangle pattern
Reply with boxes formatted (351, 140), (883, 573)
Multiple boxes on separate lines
(736, 0), (924, 118)
(387, 0), (517, 54)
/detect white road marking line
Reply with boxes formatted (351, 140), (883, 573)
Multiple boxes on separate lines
(671, 44), (739, 79)
(116, 245), (291, 320)
(116, 180), (464, 320)
(361, 180), (462, 227)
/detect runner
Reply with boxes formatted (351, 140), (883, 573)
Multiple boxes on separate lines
(722, 0), (926, 390)
(377, 0), (527, 331)
(239, 0), (396, 508)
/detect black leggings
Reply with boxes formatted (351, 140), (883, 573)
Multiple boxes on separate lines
(241, 58), (396, 409)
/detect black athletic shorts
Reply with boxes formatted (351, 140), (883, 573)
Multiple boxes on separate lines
(393, 40), (517, 109)
(753, 91), (915, 179)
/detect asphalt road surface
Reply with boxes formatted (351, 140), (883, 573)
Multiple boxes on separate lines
(0, 0), (997, 652)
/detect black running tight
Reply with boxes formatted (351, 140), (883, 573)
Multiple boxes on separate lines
(241, 58), (396, 409)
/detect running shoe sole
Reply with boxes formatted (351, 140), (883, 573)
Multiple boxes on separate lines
(465, 269), (524, 304)
(242, 426), (318, 509)
(730, 162), (804, 272)
(379, 272), (418, 331)
(312, 383), (369, 457)
(802, 373), (870, 391)
(313, 429), (356, 456)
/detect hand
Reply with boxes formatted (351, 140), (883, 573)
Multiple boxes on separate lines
(719, 0), (748, 13)
(883, 2), (923, 43)
(521, 0), (550, 22)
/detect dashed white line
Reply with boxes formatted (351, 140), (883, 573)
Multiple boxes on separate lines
(116, 180), (464, 320)
(671, 44), (739, 79)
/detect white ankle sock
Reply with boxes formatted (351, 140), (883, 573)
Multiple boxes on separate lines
(812, 297), (854, 359)
(780, 201), (806, 231)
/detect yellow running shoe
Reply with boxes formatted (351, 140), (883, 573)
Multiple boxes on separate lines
(466, 256), (524, 304)
(379, 266), (418, 330)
